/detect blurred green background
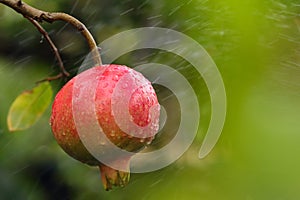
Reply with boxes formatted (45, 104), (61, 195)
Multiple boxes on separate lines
(1, 0), (300, 199)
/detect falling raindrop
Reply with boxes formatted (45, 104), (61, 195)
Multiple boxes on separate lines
(40, 35), (44, 43)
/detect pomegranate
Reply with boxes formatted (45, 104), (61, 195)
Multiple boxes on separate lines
(50, 64), (160, 190)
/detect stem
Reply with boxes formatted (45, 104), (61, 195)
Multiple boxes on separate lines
(0, 0), (102, 66)
(26, 17), (70, 77)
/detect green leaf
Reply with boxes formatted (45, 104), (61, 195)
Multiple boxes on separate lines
(7, 81), (53, 132)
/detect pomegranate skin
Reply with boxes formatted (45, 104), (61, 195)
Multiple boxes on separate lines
(50, 64), (160, 190)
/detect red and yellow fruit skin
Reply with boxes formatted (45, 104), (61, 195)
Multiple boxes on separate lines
(50, 64), (160, 190)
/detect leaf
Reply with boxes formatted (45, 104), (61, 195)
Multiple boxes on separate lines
(7, 81), (53, 132)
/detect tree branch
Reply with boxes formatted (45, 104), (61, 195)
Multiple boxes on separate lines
(26, 17), (70, 78)
(0, 0), (102, 66)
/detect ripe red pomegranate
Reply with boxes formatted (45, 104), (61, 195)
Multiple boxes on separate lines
(50, 64), (160, 190)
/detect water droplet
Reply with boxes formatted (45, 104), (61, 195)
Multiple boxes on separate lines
(40, 35), (44, 43)
(110, 130), (116, 137)
(103, 82), (109, 88)
(113, 75), (119, 81)
(62, 132), (66, 136)
(146, 140), (152, 145)
(129, 116), (134, 122)
(122, 83), (128, 89)
(140, 138), (145, 143)
(74, 92), (79, 98)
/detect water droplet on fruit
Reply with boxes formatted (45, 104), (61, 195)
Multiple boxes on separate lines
(113, 66), (119, 70)
(129, 116), (134, 122)
(122, 83), (128, 89)
(110, 130), (116, 137)
(62, 132), (66, 136)
(113, 75), (119, 81)
(103, 82), (109, 88)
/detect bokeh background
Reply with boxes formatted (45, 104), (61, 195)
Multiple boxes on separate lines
(1, 0), (300, 199)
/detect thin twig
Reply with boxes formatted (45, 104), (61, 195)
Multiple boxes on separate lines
(36, 73), (64, 83)
(0, 0), (102, 66)
(26, 17), (70, 77)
